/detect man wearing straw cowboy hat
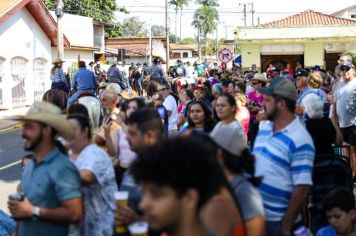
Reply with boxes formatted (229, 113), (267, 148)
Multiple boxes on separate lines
(50, 58), (70, 93)
(7, 101), (83, 236)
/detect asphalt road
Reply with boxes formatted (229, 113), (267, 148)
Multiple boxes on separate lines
(0, 129), (27, 213)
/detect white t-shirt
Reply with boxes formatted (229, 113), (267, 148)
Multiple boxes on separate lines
(163, 94), (178, 131)
(335, 78), (356, 128)
(71, 144), (117, 236)
(117, 128), (136, 168)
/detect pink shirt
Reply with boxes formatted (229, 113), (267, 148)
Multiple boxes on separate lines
(235, 106), (250, 140)
(247, 91), (264, 119)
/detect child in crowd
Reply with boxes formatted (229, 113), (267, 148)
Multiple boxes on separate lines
(316, 187), (356, 236)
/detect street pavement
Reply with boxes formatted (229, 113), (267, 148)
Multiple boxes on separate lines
(0, 129), (27, 214)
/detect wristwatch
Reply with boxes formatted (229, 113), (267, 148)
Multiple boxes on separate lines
(32, 206), (40, 220)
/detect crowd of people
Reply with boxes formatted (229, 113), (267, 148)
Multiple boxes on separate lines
(2, 50), (356, 236)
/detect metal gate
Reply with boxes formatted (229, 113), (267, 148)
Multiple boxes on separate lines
(0, 57), (4, 109)
(11, 57), (27, 108)
(33, 58), (47, 101)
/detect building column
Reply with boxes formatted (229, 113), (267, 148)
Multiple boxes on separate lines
(304, 42), (324, 68)
(240, 43), (261, 72)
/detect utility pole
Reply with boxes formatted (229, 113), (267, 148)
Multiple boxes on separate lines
(257, 17), (260, 26)
(198, 25), (201, 60)
(55, 0), (64, 59)
(148, 21), (152, 66)
(248, 2), (255, 26)
(215, 21), (218, 60)
(165, 0), (170, 75)
(239, 3), (247, 27)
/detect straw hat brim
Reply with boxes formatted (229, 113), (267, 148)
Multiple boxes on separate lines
(10, 113), (74, 140)
(252, 77), (268, 83)
(120, 90), (138, 100)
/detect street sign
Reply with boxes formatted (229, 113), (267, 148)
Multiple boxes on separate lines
(218, 48), (233, 63)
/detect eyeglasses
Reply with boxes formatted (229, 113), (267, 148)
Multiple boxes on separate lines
(340, 67), (351, 72)
(194, 91), (204, 95)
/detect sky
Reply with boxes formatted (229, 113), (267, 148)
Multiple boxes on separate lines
(115, 0), (355, 39)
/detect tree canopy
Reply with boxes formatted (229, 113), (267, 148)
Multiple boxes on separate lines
(43, 0), (123, 23)
(151, 25), (166, 37)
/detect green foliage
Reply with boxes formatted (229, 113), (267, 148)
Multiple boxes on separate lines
(151, 25), (166, 37)
(106, 17), (148, 38)
(178, 37), (196, 45)
(43, 0), (124, 23)
(195, 0), (219, 6)
(192, 6), (219, 37)
(169, 35), (181, 43)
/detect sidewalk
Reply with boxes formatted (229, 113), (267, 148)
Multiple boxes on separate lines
(0, 107), (29, 132)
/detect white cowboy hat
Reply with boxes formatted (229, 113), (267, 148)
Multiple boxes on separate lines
(9, 101), (74, 139)
(252, 73), (268, 83)
(106, 83), (122, 94)
(52, 58), (65, 64)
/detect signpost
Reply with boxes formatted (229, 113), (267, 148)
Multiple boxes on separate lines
(218, 48), (233, 72)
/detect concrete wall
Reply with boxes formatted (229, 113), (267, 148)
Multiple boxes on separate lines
(304, 42), (324, 67)
(0, 8), (52, 109)
(171, 50), (193, 58)
(240, 44), (261, 72)
(50, 11), (94, 47)
(51, 48), (94, 74)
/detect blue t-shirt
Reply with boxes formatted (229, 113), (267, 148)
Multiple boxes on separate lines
(316, 226), (336, 236)
(19, 148), (82, 236)
(156, 105), (169, 136)
(72, 68), (97, 91)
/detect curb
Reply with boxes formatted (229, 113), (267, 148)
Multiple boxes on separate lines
(0, 124), (22, 134)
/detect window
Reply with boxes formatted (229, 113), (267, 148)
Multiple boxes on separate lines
(11, 57), (28, 108)
(183, 52), (189, 58)
(33, 58), (47, 101)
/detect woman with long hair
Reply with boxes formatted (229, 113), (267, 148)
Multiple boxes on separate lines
(180, 100), (216, 135)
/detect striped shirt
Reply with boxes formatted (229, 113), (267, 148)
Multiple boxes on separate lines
(253, 117), (315, 221)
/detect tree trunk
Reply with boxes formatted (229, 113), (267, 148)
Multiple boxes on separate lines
(175, 8), (178, 43)
(180, 9), (182, 42)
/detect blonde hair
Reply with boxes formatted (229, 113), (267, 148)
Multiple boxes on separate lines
(234, 93), (247, 106)
(307, 74), (323, 89)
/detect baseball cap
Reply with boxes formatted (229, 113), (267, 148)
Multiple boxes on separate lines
(310, 65), (321, 71)
(296, 70), (308, 77)
(340, 62), (355, 69)
(272, 67), (281, 72)
(194, 84), (206, 91)
(210, 121), (247, 156)
(258, 77), (297, 101)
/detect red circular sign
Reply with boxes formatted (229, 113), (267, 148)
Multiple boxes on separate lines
(218, 48), (233, 63)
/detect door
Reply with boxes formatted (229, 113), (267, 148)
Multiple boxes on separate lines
(33, 58), (47, 101)
(11, 57), (28, 108)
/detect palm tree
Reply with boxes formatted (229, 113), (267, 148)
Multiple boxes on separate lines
(169, 0), (179, 43)
(195, 0), (219, 7)
(192, 5), (219, 56)
(177, 0), (190, 42)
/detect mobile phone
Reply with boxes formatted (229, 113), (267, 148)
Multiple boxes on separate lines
(9, 192), (25, 201)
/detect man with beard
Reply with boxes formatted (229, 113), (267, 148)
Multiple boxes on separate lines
(7, 101), (82, 236)
(252, 78), (315, 236)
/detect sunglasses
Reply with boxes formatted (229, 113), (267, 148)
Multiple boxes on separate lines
(340, 67), (351, 72)
(160, 88), (168, 91)
(194, 90), (204, 94)
(252, 81), (261, 85)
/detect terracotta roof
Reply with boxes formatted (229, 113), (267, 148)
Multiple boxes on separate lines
(106, 44), (147, 56)
(261, 9), (356, 28)
(170, 44), (197, 51)
(0, 0), (70, 47)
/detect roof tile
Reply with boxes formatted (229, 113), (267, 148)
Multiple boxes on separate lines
(261, 9), (356, 28)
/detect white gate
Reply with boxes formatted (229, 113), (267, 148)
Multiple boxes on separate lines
(0, 57), (5, 109)
(33, 58), (47, 101)
(11, 57), (27, 108)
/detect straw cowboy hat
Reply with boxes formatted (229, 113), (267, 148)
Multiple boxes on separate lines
(9, 101), (74, 139)
(52, 58), (65, 64)
(120, 90), (138, 100)
(252, 73), (268, 83)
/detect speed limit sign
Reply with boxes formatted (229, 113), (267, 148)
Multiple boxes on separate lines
(218, 48), (233, 63)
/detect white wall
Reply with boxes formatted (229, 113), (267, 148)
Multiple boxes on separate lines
(152, 39), (167, 61)
(172, 50), (193, 58)
(50, 11), (94, 47)
(0, 8), (52, 109)
(51, 48), (94, 73)
(236, 25), (356, 41)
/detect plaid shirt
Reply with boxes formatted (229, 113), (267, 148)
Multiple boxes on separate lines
(50, 68), (66, 83)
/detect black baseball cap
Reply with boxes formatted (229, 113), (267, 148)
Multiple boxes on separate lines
(296, 70), (308, 77)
